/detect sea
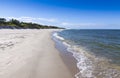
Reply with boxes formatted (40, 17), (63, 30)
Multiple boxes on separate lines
(53, 29), (120, 78)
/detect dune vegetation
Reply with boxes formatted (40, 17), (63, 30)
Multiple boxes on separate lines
(0, 18), (62, 29)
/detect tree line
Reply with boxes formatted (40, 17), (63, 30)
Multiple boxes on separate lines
(0, 18), (62, 29)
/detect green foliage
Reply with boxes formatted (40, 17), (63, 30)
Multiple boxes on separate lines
(9, 19), (21, 26)
(0, 18), (6, 26)
(0, 18), (62, 29)
(0, 18), (6, 22)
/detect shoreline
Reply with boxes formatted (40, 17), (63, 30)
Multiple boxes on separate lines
(53, 29), (120, 78)
(52, 32), (79, 77)
(0, 29), (77, 78)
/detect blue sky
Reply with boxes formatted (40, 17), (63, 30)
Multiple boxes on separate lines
(0, 0), (120, 29)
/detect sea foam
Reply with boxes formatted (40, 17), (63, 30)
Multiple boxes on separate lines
(53, 31), (120, 78)
(53, 32), (95, 78)
(53, 33), (65, 41)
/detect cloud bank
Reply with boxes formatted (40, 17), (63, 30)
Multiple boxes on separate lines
(6, 16), (57, 23)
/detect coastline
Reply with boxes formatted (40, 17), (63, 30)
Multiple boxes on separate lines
(0, 29), (77, 78)
(52, 32), (79, 77)
(53, 29), (120, 78)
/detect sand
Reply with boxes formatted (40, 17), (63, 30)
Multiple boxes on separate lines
(0, 29), (75, 78)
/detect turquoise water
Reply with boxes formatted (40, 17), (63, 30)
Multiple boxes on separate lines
(54, 29), (120, 78)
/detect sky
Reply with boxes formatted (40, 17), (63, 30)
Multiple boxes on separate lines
(0, 0), (120, 29)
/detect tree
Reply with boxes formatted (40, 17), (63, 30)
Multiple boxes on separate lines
(9, 19), (21, 26)
(0, 18), (6, 22)
(0, 18), (6, 26)
(0, 18), (62, 29)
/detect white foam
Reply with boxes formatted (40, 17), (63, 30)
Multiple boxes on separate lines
(53, 33), (65, 41)
(64, 44), (96, 78)
(66, 45), (120, 78)
(54, 32), (120, 78)
(53, 32), (94, 77)
(62, 42), (71, 47)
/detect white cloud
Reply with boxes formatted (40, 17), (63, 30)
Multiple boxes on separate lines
(61, 22), (99, 26)
(38, 18), (57, 22)
(60, 22), (109, 29)
(61, 22), (70, 26)
(5, 16), (57, 23)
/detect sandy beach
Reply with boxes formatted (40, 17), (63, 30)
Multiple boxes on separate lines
(0, 29), (77, 78)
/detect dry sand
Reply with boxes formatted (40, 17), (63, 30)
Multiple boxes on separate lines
(0, 29), (75, 78)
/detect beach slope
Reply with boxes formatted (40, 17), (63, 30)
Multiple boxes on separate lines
(0, 29), (73, 78)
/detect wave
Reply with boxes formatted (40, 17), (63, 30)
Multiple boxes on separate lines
(67, 45), (120, 78)
(53, 31), (120, 78)
(53, 32), (65, 41)
(67, 45), (95, 78)
(53, 32), (95, 78)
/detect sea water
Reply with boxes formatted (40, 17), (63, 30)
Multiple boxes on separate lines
(53, 29), (120, 78)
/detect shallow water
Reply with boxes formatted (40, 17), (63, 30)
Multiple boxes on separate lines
(54, 29), (120, 78)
